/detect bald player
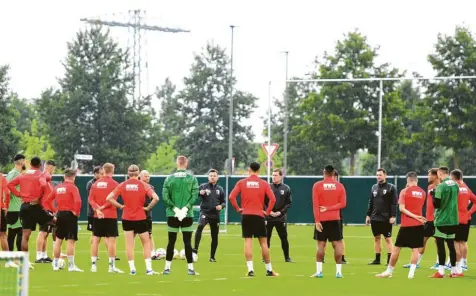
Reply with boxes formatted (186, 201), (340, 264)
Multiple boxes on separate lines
(140, 170), (157, 258)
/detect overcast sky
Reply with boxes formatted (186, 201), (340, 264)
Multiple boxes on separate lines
(1, 0), (475, 141)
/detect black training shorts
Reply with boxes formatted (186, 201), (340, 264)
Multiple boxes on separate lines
(455, 223), (470, 242)
(146, 217), (153, 235)
(423, 221), (435, 238)
(395, 225), (424, 249)
(241, 215), (267, 238)
(55, 211), (78, 241)
(0, 210), (7, 232)
(93, 218), (119, 238)
(122, 219), (149, 235)
(20, 203), (54, 231)
(313, 220), (343, 242)
(371, 220), (393, 238)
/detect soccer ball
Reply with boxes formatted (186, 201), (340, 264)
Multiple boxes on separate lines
(192, 252), (198, 263)
(156, 248), (166, 260)
(173, 249), (179, 259)
(179, 249), (186, 260)
(57, 258), (66, 269)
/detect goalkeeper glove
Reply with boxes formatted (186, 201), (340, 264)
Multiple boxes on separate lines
(173, 207), (181, 217)
(177, 207), (189, 221)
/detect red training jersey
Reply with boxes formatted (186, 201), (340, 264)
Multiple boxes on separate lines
(88, 176), (119, 219)
(425, 184), (436, 221)
(113, 178), (155, 221)
(45, 181), (82, 216)
(312, 177), (346, 222)
(398, 185), (426, 227)
(456, 181), (476, 224)
(7, 168), (47, 203)
(40, 172), (56, 212)
(1, 175), (10, 209)
(229, 175), (276, 217)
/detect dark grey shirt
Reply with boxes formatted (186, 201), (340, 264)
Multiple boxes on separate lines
(198, 183), (225, 220)
(144, 184), (154, 219)
(265, 183), (292, 222)
(367, 182), (398, 222)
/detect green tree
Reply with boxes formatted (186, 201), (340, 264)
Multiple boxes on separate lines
(0, 65), (21, 169)
(422, 26), (476, 168)
(173, 42), (258, 173)
(10, 96), (38, 135)
(155, 78), (185, 140)
(20, 119), (56, 161)
(146, 137), (178, 174)
(298, 31), (407, 175)
(37, 26), (153, 172)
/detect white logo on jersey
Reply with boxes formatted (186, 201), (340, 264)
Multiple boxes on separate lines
(445, 180), (456, 186)
(25, 170), (35, 175)
(373, 190), (377, 197)
(125, 184), (139, 191)
(174, 172), (187, 178)
(56, 187), (67, 194)
(323, 183), (336, 190)
(246, 181), (260, 188)
(411, 191), (423, 198)
(280, 190), (285, 195)
(216, 190), (220, 195)
(97, 182), (108, 188)
(460, 187), (469, 194)
(383, 189), (387, 195)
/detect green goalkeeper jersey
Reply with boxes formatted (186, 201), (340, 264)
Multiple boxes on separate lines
(6, 168), (22, 212)
(162, 170), (199, 218)
(434, 177), (459, 227)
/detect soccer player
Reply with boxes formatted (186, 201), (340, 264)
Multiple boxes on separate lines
(139, 170), (157, 259)
(1, 173), (11, 252)
(193, 169), (225, 262)
(36, 160), (56, 263)
(45, 168), (82, 272)
(6, 154), (25, 253)
(366, 168), (398, 265)
(107, 165), (159, 275)
(88, 163), (122, 273)
(229, 162), (278, 277)
(7, 156), (55, 268)
(162, 156), (199, 275)
(265, 168), (293, 262)
(429, 166), (459, 278)
(311, 164), (346, 278)
(450, 169), (476, 275)
(376, 172), (427, 279)
(403, 168), (440, 269)
(86, 166), (103, 243)
(334, 170), (347, 264)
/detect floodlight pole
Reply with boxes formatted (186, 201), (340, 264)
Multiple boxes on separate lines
(378, 79), (383, 169)
(267, 81), (272, 183)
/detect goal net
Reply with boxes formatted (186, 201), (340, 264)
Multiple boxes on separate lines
(0, 251), (29, 296)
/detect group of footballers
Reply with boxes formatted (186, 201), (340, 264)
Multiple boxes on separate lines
(0, 153), (475, 279)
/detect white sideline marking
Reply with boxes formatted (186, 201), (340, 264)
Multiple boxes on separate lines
(95, 283), (110, 286)
(214, 278), (227, 280)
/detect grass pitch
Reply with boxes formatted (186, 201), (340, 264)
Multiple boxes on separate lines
(7, 225), (476, 295)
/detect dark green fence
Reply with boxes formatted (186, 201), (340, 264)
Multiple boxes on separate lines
(51, 175), (476, 225)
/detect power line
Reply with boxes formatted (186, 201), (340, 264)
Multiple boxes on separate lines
(80, 9), (190, 107)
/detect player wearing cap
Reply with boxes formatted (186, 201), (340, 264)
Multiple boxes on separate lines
(45, 168), (83, 272)
(35, 160), (57, 263)
(107, 165), (160, 275)
(376, 172), (426, 279)
(311, 165), (347, 278)
(229, 162), (278, 277)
